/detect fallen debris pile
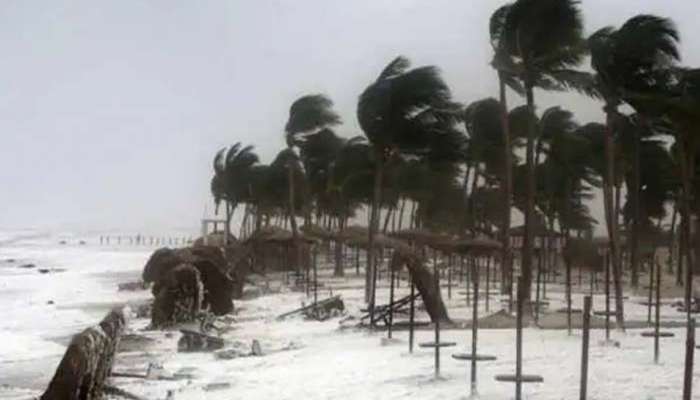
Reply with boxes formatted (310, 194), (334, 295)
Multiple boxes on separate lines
(41, 308), (126, 400)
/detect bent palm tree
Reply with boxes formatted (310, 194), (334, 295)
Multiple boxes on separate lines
(588, 14), (681, 328)
(284, 95), (341, 273)
(357, 56), (460, 310)
(211, 143), (259, 244)
(497, 0), (588, 309)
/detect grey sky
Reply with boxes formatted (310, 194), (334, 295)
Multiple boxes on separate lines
(1, 1), (699, 232)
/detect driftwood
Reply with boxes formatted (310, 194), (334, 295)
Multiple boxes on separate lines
(41, 308), (126, 400)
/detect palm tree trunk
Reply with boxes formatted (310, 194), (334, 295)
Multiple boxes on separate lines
(630, 126), (641, 287)
(499, 75), (513, 297)
(224, 201), (232, 245)
(677, 134), (696, 321)
(334, 217), (345, 277)
(287, 159), (301, 275)
(397, 198), (406, 231)
(366, 153), (384, 306)
(382, 206), (393, 234)
(604, 110), (625, 330)
(669, 204), (678, 275)
(521, 81), (537, 309)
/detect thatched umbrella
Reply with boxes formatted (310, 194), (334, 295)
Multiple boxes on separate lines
(300, 224), (335, 241)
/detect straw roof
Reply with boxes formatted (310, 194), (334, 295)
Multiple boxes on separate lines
(246, 226), (317, 245)
(451, 237), (502, 255)
(300, 224), (334, 241)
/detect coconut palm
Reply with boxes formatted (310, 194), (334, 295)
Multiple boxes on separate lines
(495, 0), (589, 307)
(357, 56), (460, 307)
(489, 4), (525, 294)
(210, 143), (260, 244)
(284, 95), (341, 271)
(627, 68), (700, 323)
(587, 14), (681, 327)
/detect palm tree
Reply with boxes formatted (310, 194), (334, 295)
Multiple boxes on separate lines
(628, 68), (700, 322)
(284, 95), (341, 271)
(489, 4), (525, 295)
(588, 14), (681, 328)
(496, 0), (588, 308)
(298, 128), (349, 276)
(210, 143), (259, 244)
(357, 56), (460, 307)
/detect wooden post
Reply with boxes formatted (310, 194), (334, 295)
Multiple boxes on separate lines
(313, 246), (318, 306)
(536, 252), (542, 323)
(654, 259), (661, 363)
(409, 277), (415, 353)
(486, 256), (491, 312)
(515, 276), (524, 400)
(355, 247), (360, 276)
(434, 256), (441, 378)
(470, 257), (480, 396)
(465, 258), (471, 307)
(580, 296), (592, 400)
(648, 261), (654, 325)
(605, 252), (611, 342)
(682, 318), (695, 400)
(567, 249), (572, 336)
(388, 263), (396, 339)
(448, 255), (453, 300)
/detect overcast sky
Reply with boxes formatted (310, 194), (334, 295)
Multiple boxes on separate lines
(1, 0), (699, 232)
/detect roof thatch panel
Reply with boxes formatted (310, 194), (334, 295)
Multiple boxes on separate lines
(300, 224), (334, 241)
(392, 229), (456, 249)
(451, 238), (503, 255)
(509, 224), (559, 237)
(246, 226), (317, 245)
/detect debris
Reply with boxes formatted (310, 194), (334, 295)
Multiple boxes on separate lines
(214, 340), (251, 360)
(178, 329), (225, 352)
(103, 385), (147, 400)
(118, 281), (147, 291)
(41, 308), (126, 400)
(38, 268), (66, 274)
(277, 295), (345, 321)
(204, 382), (231, 391)
(151, 264), (204, 328)
(116, 333), (157, 353)
(251, 339), (263, 356)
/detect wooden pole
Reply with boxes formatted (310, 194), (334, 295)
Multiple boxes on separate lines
(648, 260), (654, 325)
(515, 276), (524, 400)
(654, 259), (662, 363)
(448, 255), (453, 300)
(682, 318), (695, 400)
(313, 246), (318, 306)
(605, 252), (611, 342)
(580, 296), (592, 400)
(486, 256), (491, 312)
(409, 277), (416, 353)
(567, 249), (572, 336)
(536, 252), (542, 323)
(434, 255), (441, 378)
(471, 257), (480, 396)
(388, 263), (395, 339)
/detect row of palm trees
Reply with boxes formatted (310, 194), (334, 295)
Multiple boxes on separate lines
(211, 0), (699, 326)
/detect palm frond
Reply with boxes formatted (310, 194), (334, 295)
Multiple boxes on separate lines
(377, 56), (411, 81)
(285, 94), (341, 138)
